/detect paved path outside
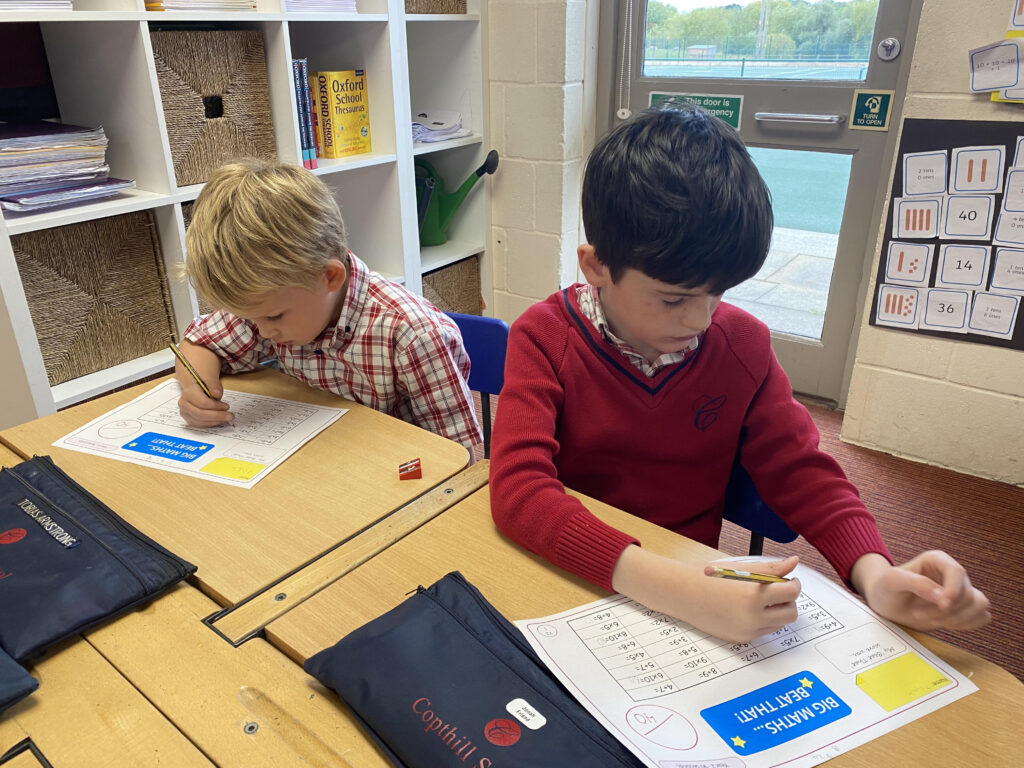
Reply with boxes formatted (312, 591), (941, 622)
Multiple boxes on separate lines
(724, 226), (838, 340)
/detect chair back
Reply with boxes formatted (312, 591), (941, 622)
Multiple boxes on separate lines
(723, 462), (798, 556)
(445, 312), (510, 457)
(446, 312), (509, 395)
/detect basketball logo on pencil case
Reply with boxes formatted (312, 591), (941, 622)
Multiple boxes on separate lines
(484, 718), (521, 746)
(0, 528), (26, 544)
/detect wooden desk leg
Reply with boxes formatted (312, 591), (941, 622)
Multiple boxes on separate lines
(208, 461), (490, 645)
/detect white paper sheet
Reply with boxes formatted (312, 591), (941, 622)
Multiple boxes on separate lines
(53, 379), (346, 488)
(516, 563), (976, 768)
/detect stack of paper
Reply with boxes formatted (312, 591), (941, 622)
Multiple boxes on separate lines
(283, 0), (356, 10)
(145, 0), (256, 10)
(412, 108), (472, 144)
(0, 122), (133, 214)
(0, 0), (73, 9)
(0, 178), (135, 212)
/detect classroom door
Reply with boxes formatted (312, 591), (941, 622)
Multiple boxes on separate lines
(613, 0), (918, 403)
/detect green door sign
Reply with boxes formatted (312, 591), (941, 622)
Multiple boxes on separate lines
(849, 89), (895, 131)
(649, 92), (743, 130)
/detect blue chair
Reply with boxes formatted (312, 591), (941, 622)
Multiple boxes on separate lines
(723, 462), (798, 556)
(446, 312), (510, 458)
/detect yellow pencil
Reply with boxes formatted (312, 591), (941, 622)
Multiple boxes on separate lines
(705, 566), (790, 584)
(168, 342), (216, 399)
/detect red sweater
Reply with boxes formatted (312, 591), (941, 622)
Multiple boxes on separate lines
(489, 287), (891, 592)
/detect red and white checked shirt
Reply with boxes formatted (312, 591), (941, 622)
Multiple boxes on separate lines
(184, 252), (482, 452)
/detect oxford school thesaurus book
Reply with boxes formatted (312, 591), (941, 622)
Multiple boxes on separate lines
(313, 70), (371, 159)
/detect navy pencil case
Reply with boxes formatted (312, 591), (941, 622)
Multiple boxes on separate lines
(305, 571), (644, 768)
(0, 455), (197, 662)
(0, 646), (37, 713)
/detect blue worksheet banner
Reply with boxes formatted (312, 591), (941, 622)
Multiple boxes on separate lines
(700, 670), (851, 756)
(121, 432), (214, 463)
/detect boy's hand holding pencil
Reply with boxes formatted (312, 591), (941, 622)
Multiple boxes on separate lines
(171, 341), (234, 427)
(613, 548), (803, 644)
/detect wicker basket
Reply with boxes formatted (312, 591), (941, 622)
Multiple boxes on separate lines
(406, 0), (466, 13)
(422, 255), (481, 315)
(151, 29), (277, 187)
(12, 211), (177, 386)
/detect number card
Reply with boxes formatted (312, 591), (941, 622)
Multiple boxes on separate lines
(950, 146), (1006, 193)
(940, 194), (994, 239)
(936, 244), (990, 289)
(1003, 167), (1024, 211)
(968, 291), (1020, 338)
(991, 247), (1024, 293)
(901, 151), (947, 196)
(891, 197), (941, 239)
(875, 285), (921, 328)
(884, 241), (933, 286)
(969, 39), (1023, 92)
(1012, 2), (1024, 30)
(921, 289), (971, 333)
(1014, 136), (1024, 166)
(992, 211), (1024, 246)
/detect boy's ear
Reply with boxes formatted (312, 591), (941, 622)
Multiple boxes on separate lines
(578, 245), (612, 287)
(324, 258), (348, 291)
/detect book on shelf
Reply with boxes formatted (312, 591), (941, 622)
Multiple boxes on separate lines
(291, 57), (318, 170)
(308, 76), (321, 160)
(0, 177), (135, 212)
(143, 0), (256, 10)
(312, 70), (371, 160)
(291, 58), (311, 169)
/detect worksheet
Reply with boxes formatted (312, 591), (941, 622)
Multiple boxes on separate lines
(516, 563), (975, 768)
(53, 380), (346, 488)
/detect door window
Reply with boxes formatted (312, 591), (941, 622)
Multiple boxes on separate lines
(644, 0), (881, 82)
(723, 148), (852, 340)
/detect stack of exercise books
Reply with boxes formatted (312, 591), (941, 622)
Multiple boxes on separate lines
(0, 121), (135, 214)
(0, 0), (73, 9)
(145, 0), (256, 10)
(283, 0), (356, 11)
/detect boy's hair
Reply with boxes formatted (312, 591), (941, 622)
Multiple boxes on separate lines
(185, 159), (348, 312)
(581, 104), (773, 294)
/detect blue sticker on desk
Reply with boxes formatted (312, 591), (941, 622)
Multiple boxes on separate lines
(122, 432), (213, 463)
(700, 671), (850, 756)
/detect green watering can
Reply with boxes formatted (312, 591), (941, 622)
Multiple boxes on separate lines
(415, 149), (499, 246)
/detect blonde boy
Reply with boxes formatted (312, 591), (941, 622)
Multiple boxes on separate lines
(176, 160), (482, 452)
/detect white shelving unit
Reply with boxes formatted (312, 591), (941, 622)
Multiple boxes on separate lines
(0, 0), (490, 428)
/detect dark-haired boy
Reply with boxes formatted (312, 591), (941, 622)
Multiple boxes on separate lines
(489, 106), (989, 643)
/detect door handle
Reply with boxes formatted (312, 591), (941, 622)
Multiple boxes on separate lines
(754, 112), (846, 125)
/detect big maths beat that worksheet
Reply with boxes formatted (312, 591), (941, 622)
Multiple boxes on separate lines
(515, 562), (975, 768)
(53, 380), (346, 489)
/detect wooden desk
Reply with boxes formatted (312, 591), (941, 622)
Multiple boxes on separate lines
(0, 444), (21, 468)
(2, 584), (392, 768)
(0, 369), (469, 608)
(1, 635), (212, 767)
(267, 482), (1024, 768)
